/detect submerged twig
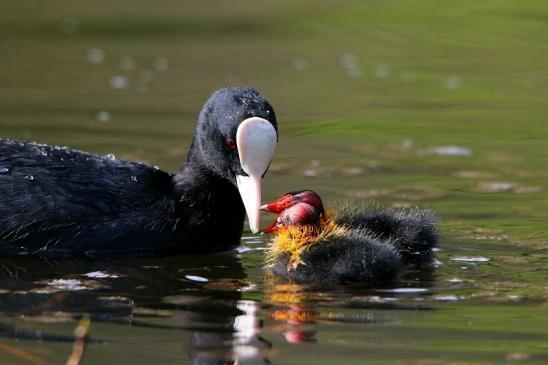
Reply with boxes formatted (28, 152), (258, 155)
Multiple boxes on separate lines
(66, 315), (91, 365)
(0, 340), (51, 365)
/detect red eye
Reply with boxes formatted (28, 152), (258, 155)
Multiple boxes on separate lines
(226, 137), (236, 150)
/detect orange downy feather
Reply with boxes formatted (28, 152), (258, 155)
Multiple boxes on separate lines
(265, 208), (348, 270)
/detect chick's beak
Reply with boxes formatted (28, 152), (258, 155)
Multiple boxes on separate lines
(260, 194), (292, 214)
(236, 117), (277, 233)
(260, 202), (278, 213)
(263, 219), (280, 234)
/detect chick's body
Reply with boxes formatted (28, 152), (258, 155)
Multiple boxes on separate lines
(263, 191), (438, 285)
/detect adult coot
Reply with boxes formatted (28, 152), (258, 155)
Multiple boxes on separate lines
(0, 87), (277, 258)
(261, 190), (438, 284)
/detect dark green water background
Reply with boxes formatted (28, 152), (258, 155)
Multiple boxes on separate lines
(0, 1), (547, 364)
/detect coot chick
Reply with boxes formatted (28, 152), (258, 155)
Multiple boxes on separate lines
(0, 87), (277, 258)
(261, 190), (438, 284)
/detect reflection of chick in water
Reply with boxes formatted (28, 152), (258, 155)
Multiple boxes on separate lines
(266, 281), (318, 344)
(265, 278), (438, 347)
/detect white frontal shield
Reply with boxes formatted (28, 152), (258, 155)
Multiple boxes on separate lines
(235, 117), (277, 233)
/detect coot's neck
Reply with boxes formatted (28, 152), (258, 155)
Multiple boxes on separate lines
(175, 138), (231, 198)
(174, 158), (232, 196)
(172, 157), (245, 252)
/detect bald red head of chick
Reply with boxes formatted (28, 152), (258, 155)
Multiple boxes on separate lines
(261, 190), (325, 233)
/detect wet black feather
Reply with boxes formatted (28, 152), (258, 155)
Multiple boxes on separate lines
(271, 229), (402, 285)
(334, 203), (438, 264)
(270, 202), (438, 285)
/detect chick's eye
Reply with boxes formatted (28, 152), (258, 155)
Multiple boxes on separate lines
(225, 137), (236, 150)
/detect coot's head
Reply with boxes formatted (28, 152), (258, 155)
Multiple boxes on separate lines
(193, 87), (278, 233)
(261, 190), (324, 233)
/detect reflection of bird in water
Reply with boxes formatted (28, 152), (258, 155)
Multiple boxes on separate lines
(262, 190), (438, 284)
(0, 253), (272, 365)
(187, 300), (272, 365)
(265, 283), (318, 344)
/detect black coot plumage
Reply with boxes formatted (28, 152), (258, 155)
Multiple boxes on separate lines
(0, 87), (278, 258)
(261, 190), (438, 285)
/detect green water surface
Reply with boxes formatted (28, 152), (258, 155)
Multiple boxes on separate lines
(0, 1), (547, 364)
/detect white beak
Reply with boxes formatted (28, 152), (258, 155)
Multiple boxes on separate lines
(236, 117), (277, 233)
